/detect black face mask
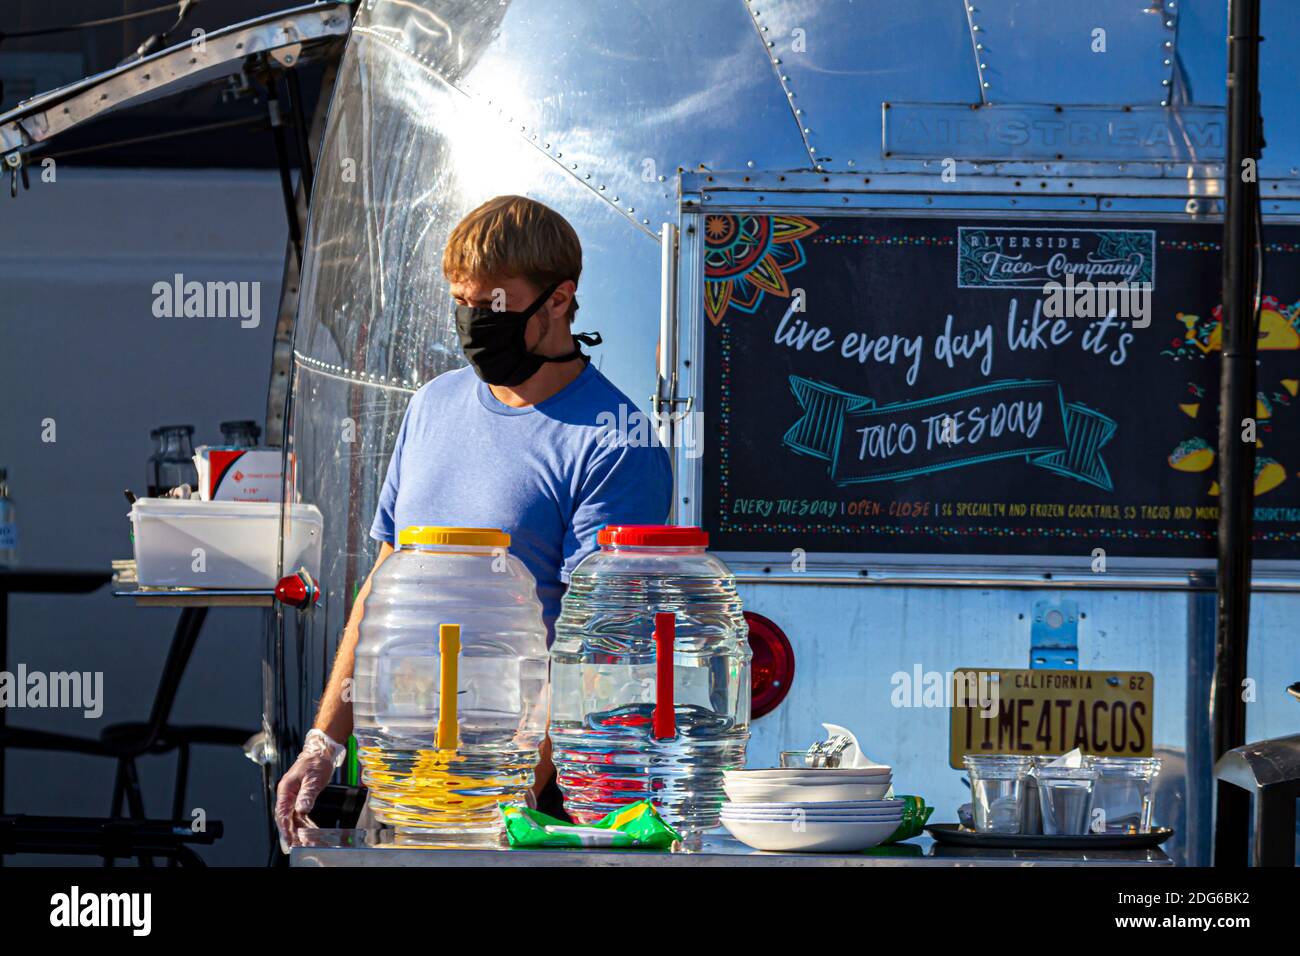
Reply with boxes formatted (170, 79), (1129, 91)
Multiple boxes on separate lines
(455, 282), (601, 386)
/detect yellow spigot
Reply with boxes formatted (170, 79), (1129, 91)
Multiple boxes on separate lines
(436, 623), (461, 751)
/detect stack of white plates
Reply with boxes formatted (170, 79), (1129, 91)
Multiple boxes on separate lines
(720, 767), (901, 851)
(723, 766), (893, 804)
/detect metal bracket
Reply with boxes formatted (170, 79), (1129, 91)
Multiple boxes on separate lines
(653, 221), (691, 436)
(1029, 598), (1079, 669)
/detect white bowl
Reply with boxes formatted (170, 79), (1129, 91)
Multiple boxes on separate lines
(724, 780), (893, 803)
(723, 774), (893, 785)
(722, 799), (904, 813)
(720, 816), (901, 852)
(722, 802), (903, 818)
(725, 771), (892, 783)
(727, 766), (892, 781)
(722, 810), (903, 823)
(726, 775), (894, 789)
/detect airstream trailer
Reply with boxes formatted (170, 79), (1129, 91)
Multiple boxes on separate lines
(5, 0), (1296, 868)
(265, 0), (1300, 866)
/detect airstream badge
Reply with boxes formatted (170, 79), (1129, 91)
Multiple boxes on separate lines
(884, 104), (1225, 163)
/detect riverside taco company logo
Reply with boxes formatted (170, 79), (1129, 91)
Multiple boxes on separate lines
(957, 227), (1155, 291)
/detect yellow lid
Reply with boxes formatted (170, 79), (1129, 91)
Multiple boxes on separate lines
(398, 526), (510, 548)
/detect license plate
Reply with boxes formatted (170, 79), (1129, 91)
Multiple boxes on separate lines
(948, 668), (1154, 769)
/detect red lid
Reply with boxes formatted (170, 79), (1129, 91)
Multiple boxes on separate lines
(597, 525), (709, 547)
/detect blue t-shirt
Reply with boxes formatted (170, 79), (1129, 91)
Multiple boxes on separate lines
(370, 362), (673, 635)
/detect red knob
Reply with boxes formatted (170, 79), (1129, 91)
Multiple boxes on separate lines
(745, 611), (795, 719)
(275, 569), (319, 608)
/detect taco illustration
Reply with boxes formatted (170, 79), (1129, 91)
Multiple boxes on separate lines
(1256, 392), (1273, 420)
(1258, 298), (1300, 350)
(1255, 457), (1286, 496)
(1169, 437), (1215, 473)
(1182, 298), (1300, 355)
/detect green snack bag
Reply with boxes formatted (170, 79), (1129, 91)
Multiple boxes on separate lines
(882, 794), (933, 844)
(504, 800), (681, 849)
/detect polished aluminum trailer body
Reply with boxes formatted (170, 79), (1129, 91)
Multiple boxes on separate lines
(286, 0), (1300, 865)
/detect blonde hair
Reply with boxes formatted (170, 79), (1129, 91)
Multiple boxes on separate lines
(443, 196), (582, 318)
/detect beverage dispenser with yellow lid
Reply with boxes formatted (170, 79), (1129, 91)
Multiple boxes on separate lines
(352, 526), (549, 837)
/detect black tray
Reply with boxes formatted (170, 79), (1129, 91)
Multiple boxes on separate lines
(926, 824), (1173, 850)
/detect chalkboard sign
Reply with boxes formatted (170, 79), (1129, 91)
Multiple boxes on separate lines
(700, 212), (1300, 561)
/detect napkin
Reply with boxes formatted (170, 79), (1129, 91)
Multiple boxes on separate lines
(820, 722), (889, 769)
(1043, 747), (1085, 768)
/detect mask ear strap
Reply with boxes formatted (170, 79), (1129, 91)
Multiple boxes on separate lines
(522, 281), (562, 320)
(538, 330), (602, 365)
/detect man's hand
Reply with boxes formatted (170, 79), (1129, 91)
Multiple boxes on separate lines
(274, 729), (346, 854)
(276, 541), (393, 854)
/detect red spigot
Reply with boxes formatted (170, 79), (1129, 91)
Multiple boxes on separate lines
(653, 611), (676, 740)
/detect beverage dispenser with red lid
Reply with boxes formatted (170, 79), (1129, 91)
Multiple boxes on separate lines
(549, 525), (751, 833)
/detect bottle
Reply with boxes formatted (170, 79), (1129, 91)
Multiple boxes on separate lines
(219, 420), (262, 448)
(154, 425), (199, 495)
(352, 526), (549, 838)
(550, 525), (751, 833)
(0, 468), (16, 567)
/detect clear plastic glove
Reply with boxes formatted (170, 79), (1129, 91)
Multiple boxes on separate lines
(275, 729), (346, 854)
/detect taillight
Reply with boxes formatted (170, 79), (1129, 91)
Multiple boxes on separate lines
(745, 611), (794, 719)
(274, 569), (321, 608)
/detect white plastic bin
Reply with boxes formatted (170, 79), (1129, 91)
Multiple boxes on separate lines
(131, 499), (323, 589)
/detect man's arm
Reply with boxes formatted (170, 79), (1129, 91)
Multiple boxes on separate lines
(314, 541), (394, 742)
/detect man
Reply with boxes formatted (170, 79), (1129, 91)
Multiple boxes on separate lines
(275, 196), (672, 848)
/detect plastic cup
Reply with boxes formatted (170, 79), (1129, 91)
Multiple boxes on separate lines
(1033, 756), (1099, 835)
(1092, 756), (1162, 833)
(963, 755), (1033, 833)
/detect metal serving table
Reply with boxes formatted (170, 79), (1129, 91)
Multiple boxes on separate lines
(291, 829), (1173, 868)
(112, 588), (275, 608)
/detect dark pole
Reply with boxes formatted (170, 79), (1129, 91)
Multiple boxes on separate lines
(1212, 0), (1262, 868)
(265, 79), (304, 267)
(284, 70), (316, 205)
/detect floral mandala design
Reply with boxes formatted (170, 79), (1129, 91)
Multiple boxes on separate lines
(703, 214), (819, 325)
